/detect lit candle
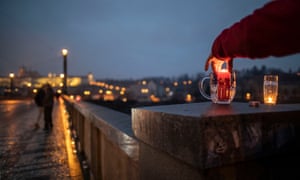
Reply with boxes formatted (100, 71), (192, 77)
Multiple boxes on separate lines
(216, 69), (231, 101)
(267, 97), (273, 103)
(263, 75), (278, 105)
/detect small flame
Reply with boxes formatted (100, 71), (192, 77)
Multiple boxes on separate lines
(219, 69), (229, 73)
(267, 97), (273, 103)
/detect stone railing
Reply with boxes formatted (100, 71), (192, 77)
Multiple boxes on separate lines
(63, 96), (300, 180)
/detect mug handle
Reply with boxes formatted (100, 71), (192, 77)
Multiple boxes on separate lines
(199, 77), (211, 100)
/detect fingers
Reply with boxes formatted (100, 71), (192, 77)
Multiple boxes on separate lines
(204, 54), (213, 71)
(211, 57), (223, 74)
(211, 60), (218, 74)
(204, 59), (210, 71)
(205, 55), (233, 74)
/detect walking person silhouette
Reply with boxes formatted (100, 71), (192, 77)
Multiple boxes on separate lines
(34, 85), (45, 129)
(42, 83), (55, 131)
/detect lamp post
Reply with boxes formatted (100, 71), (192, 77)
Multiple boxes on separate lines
(9, 72), (14, 94)
(61, 48), (68, 94)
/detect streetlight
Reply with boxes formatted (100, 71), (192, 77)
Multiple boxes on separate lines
(9, 73), (14, 95)
(61, 48), (68, 94)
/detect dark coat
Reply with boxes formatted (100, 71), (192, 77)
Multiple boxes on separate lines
(43, 85), (54, 107)
(34, 88), (45, 107)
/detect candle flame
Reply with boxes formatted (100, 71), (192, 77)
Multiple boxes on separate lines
(267, 97), (273, 103)
(219, 69), (229, 73)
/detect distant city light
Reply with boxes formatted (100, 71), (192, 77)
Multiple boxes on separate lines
(83, 90), (91, 95)
(165, 87), (170, 92)
(150, 94), (160, 103)
(57, 89), (62, 94)
(141, 88), (149, 94)
(185, 94), (193, 102)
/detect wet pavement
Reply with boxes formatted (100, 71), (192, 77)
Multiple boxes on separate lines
(0, 98), (84, 180)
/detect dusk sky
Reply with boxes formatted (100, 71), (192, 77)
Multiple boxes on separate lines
(1, 0), (300, 79)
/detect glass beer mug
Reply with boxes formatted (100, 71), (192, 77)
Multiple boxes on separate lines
(199, 69), (236, 104)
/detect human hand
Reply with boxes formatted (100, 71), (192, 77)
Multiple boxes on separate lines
(205, 54), (233, 74)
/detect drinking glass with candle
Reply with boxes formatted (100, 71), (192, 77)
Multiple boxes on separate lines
(263, 75), (278, 105)
(199, 68), (236, 104)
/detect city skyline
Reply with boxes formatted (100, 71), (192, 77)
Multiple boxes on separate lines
(1, 0), (300, 79)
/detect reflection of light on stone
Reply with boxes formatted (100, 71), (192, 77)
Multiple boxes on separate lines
(7, 110), (17, 141)
(118, 134), (139, 161)
(58, 97), (82, 176)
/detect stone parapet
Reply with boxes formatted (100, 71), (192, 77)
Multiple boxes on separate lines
(132, 102), (300, 169)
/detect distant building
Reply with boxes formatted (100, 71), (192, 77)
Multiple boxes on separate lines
(127, 80), (163, 102)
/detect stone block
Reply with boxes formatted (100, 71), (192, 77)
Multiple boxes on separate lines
(132, 102), (300, 169)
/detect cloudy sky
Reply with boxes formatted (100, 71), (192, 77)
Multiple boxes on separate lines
(1, 0), (299, 79)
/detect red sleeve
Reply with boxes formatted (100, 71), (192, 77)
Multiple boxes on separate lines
(212, 0), (300, 59)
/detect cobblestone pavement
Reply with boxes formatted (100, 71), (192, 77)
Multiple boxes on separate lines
(0, 98), (84, 180)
